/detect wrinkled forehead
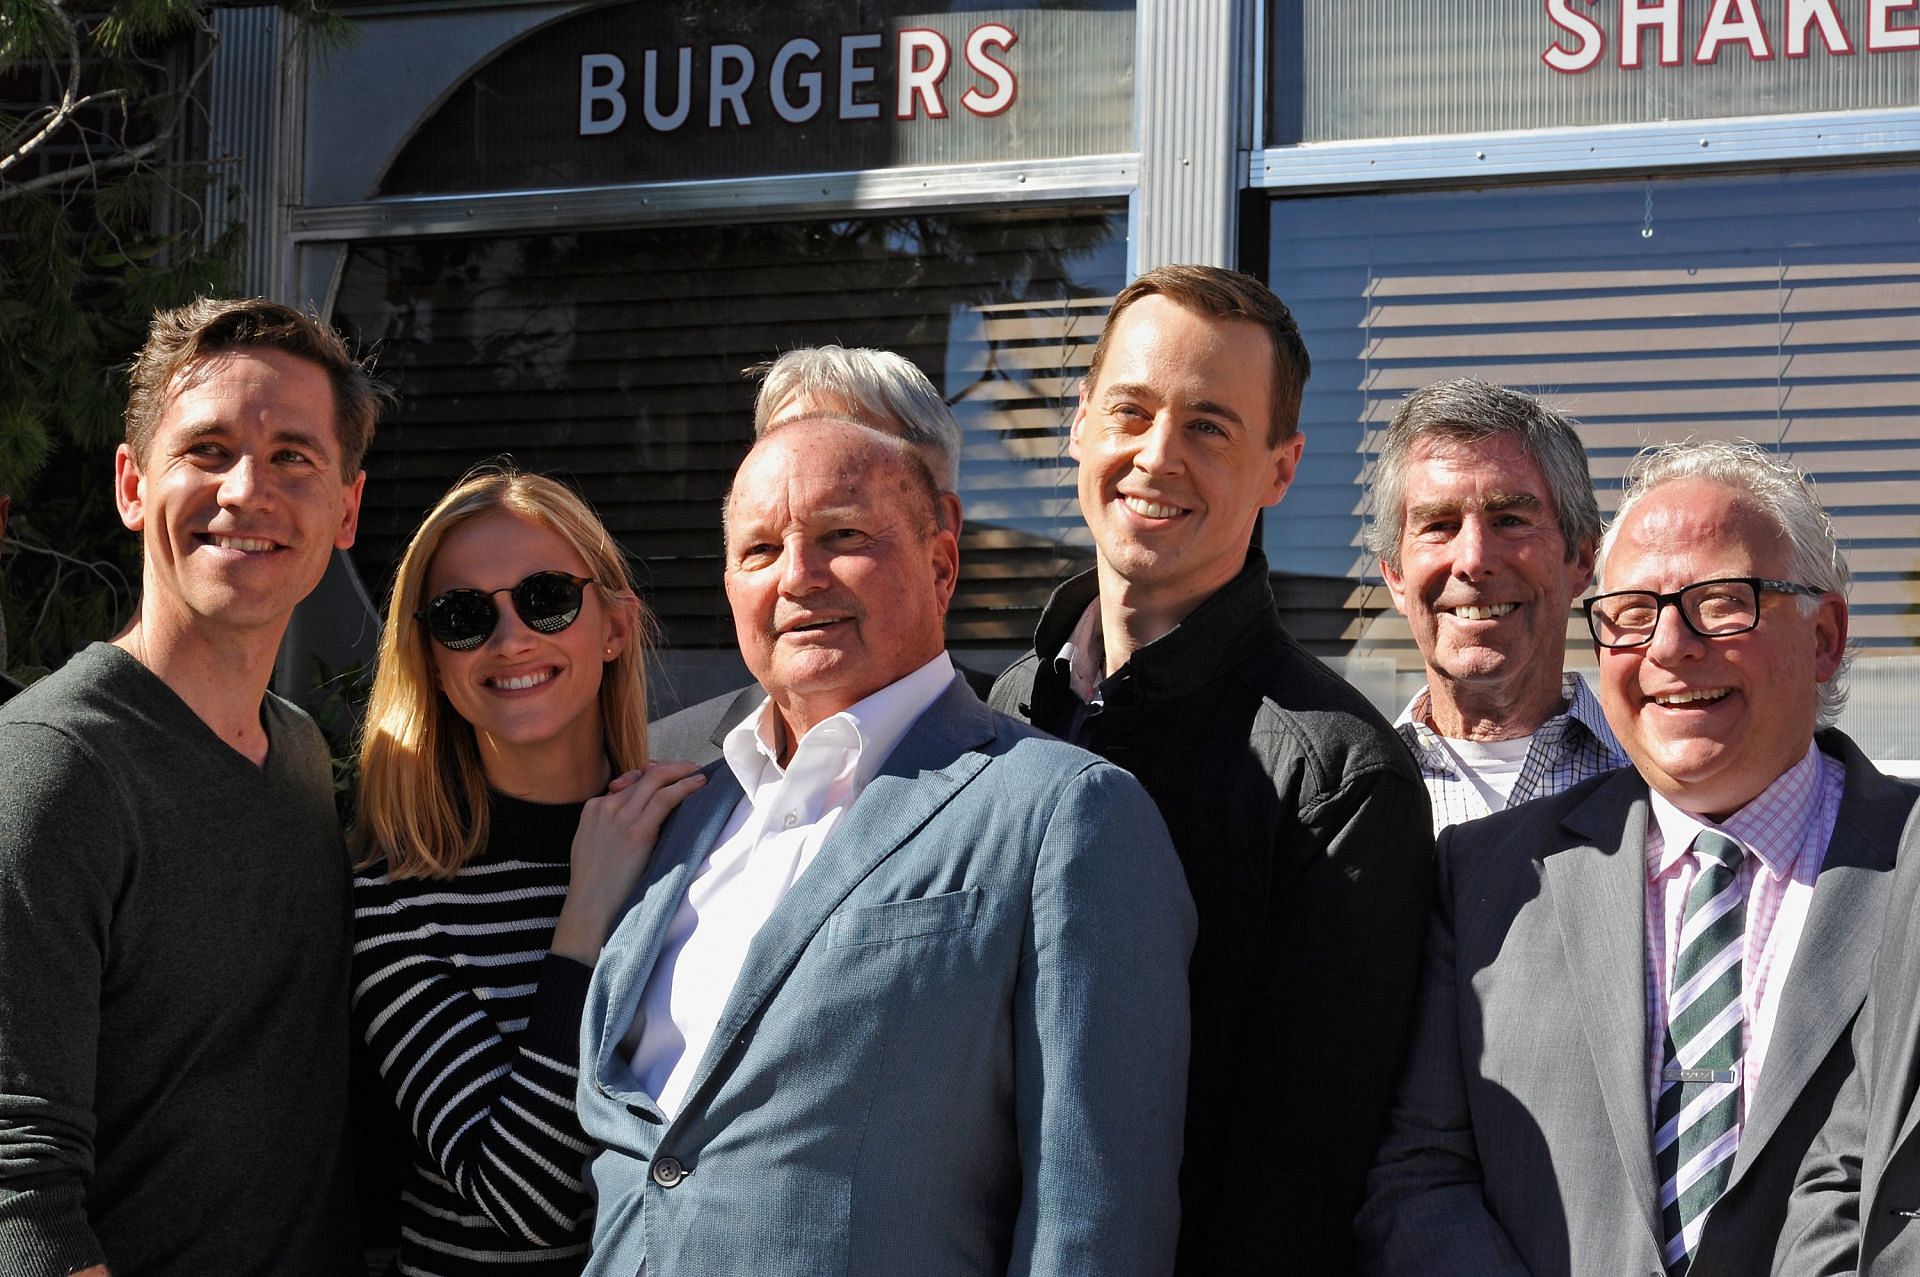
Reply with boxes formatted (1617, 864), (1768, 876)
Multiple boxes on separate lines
(726, 423), (911, 530)
(1602, 479), (1786, 585)
(1409, 429), (1551, 489)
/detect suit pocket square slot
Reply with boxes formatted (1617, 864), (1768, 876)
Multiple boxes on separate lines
(827, 888), (981, 947)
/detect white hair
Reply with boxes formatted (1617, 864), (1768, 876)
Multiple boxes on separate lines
(1599, 439), (1850, 725)
(750, 345), (962, 491)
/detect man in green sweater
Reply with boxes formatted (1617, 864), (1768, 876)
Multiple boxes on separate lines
(0, 298), (381, 1275)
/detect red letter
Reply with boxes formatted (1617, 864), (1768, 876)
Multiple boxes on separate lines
(1621, 0), (1683, 66)
(896, 29), (950, 119)
(961, 23), (1017, 116)
(1695, 0), (1772, 61)
(1544, 0), (1606, 71)
(1869, 0), (1920, 50)
(1786, 0), (1853, 54)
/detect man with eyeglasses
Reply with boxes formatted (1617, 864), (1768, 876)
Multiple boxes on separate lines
(0, 299), (378, 1274)
(1359, 439), (1911, 1277)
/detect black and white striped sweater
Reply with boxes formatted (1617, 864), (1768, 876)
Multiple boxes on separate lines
(353, 794), (595, 1276)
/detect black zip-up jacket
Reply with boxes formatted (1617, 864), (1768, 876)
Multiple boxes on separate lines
(990, 549), (1434, 1277)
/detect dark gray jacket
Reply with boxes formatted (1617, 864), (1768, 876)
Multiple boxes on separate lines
(1778, 795), (1920, 1276)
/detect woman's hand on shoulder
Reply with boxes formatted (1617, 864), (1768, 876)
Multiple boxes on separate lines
(549, 760), (705, 964)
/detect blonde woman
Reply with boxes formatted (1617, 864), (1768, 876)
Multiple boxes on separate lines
(352, 466), (702, 1274)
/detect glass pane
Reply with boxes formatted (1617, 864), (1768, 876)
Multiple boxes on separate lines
(1267, 0), (1920, 145)
(331, 204), (1124, 658)
(381, 0), (1135, 196)
(1260, 163), (1920, 753)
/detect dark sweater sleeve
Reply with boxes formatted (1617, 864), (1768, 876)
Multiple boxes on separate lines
(352, 873), (595, 1247)
(0, 724), (118, 1276)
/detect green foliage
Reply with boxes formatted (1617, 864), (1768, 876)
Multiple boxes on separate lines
(0, 0), (264, 681)
(305, 654), (374, 826)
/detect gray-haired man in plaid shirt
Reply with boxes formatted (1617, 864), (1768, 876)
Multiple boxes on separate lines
(1368, 378), (1627, 832)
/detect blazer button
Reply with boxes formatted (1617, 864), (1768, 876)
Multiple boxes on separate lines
(651, 1155), (686, 1188)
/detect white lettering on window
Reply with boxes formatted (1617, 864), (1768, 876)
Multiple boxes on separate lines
(643, 47), (692, 131)
(771, 38), (823, 123)
(1621, 0), (1684, 67)
(1544, 0), (1606, 71)
(896, 29), (951, 119)
(579, 53), (626, 135)
(839, 33), (882, 120)
(710, 44), (754, 127)
(960, 23), (1017, 116)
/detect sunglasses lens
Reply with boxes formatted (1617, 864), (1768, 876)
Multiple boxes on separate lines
(514, 572), (586, 634)
(424, 592), (497, 651)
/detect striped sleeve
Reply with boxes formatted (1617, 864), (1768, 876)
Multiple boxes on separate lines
(352, 867), (594, 1248)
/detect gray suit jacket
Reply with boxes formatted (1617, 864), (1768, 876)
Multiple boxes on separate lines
(1358, 729), (1911, 1277)
(1777, 799), (1920, 1275)
(645, 685), (762, 767)
(579, 674), (1197, 1276)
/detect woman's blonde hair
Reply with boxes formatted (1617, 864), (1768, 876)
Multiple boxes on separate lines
(353, 464), (651, 878)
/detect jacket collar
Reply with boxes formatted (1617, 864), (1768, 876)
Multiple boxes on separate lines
(1031, 548), (1283, 703)
(1540, 728), (1905, 1237)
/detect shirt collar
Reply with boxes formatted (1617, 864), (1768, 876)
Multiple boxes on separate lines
(1647, 739), (1825, 882)
(1397, 670), (1593, 731)
(1051, 599), (1105, 704)
(723, 651), (956, 794)
(1396, 671), (1617, 766)
(1033, 547), (1279, 701)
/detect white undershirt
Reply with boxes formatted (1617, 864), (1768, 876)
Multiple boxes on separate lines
(621, 652), (955, 1118)
(1436, 732), (1535, 812)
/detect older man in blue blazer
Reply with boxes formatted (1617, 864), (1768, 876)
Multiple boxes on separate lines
(578, 417), (1196, 1276)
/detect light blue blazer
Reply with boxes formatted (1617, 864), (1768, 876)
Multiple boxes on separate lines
(577, 675), (1195, 1276)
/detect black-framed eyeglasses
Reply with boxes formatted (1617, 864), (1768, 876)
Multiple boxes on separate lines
(1584, 576), (1826, 650)
(417, 571), (596, 651)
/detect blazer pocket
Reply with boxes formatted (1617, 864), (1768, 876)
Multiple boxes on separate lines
(826, 887), (980, 948)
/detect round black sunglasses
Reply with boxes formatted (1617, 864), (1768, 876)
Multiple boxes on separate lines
(417, 571), (596, 651)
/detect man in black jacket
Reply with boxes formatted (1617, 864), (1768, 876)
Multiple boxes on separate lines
(990, 264), (1432, 1276)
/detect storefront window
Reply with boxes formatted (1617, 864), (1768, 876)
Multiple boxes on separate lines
(1260, 164), (1920, 754)
(377, 0), (1134, 196)
(332, 203), (1122, 662)
(1266, 0), (1920, 145)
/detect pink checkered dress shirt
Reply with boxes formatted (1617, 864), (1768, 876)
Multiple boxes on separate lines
(1642, 741), (1844, 1118)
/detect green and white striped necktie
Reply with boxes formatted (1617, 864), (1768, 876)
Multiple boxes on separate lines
(1654, 828), (1747, 1275)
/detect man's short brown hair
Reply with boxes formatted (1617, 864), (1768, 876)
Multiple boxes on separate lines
(125, 297), (385, 476)
(1085, 264), (1311, 448)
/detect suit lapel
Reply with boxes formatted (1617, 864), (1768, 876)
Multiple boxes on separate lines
(590, 761), (743, 1111)
(712, 685), (764, 753)
(1884, 869), (1920, 1157)
(1731, 742), (1903, 1184)
(1546, 772), (1663, 1243)
(668, 677), (998, 1118)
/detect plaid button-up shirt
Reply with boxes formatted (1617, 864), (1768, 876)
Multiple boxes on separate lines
(1396, 672), (1628, 833)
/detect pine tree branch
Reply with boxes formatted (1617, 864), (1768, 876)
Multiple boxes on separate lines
(0, 12), (216, 204)
(0, 5), (86, 176)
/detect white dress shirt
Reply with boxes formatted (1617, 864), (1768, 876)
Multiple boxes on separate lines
(622, 652), (955, 1118)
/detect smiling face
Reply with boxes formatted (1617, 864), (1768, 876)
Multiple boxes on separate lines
(1381, 433), (1594, 736)
(424, 510), (627, 780)
(1597, 477), (1846, 819)
(115, 347), (364, 644)
(1070, 295), (1302, 629)
(724, 420), (957, 752)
